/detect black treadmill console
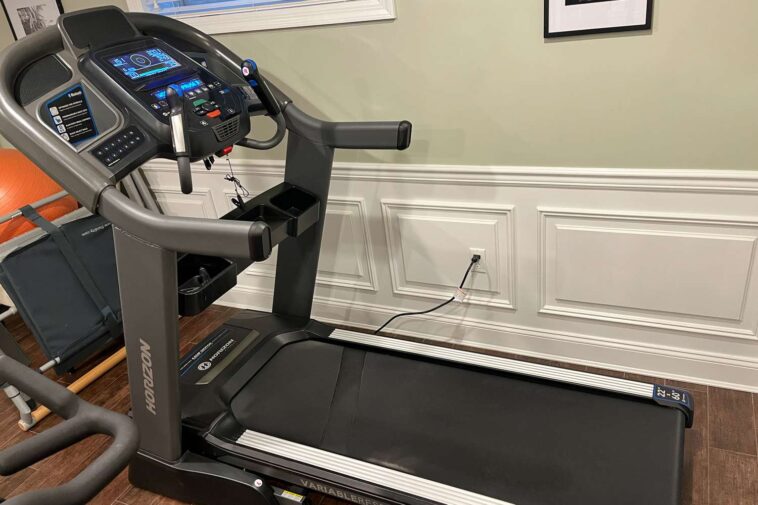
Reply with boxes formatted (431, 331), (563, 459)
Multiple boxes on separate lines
(83, 38), (249, 170)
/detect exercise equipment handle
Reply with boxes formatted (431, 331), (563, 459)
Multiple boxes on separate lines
(283, 105), (412, 150)
(0, 353), (139, 505)
(241, 59), (281, 117)
(236, 59), (286, 151)
(166, 84), (193, 194)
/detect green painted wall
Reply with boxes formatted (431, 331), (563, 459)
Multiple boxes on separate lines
(1, 0), (756, 169)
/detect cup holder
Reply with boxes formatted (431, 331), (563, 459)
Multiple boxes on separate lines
(270, 187), (318, 217)
(235, 204), (290, 226)
(221, 183), (320, 248)
(177, 254), (237, 316)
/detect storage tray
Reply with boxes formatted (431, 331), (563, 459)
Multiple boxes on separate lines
(177, 254), (237, 316)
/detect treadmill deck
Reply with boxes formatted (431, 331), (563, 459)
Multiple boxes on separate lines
(227, 332), (685, 505)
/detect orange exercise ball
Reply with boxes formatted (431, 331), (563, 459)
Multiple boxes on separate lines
(0, 149), (78, 244)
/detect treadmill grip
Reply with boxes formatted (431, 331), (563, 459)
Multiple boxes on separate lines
(284, 104), (412, 150)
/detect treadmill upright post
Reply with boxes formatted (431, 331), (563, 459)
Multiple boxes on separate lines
(271, 128), (334, 320)
(113, 227), (182, 462)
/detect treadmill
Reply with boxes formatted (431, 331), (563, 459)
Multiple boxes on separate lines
(0, 7), (693, 505)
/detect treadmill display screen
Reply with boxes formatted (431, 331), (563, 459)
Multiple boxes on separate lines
(108, 48), (181, 80)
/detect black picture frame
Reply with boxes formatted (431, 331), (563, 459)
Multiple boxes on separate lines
(544, 0), (653, 38)
(1, 0), (64, 41)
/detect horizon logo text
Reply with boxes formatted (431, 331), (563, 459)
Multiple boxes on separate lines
(140, 339), (157, 415)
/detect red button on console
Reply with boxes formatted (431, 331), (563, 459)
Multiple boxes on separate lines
(206, 109), (221, 118)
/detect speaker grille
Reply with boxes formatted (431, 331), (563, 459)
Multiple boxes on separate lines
(212, 116), (241, 142)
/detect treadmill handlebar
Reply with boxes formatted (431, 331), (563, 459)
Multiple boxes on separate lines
(0, 26), (111, 212)
(98, 187), (270, 259)
(283, 104), (412, 150)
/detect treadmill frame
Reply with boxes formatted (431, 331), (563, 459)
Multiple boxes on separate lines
(177, 323), (691, 505)
(44, 10), (692, 505)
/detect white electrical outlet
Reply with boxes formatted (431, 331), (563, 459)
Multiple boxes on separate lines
(469, 248), (487, 273)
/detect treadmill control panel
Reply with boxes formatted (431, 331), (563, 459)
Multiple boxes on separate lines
(91, 125), (145, 167)
(148, 77), (231, 120)
(91, 39), (245, 127)
(73, 36), (251, 179)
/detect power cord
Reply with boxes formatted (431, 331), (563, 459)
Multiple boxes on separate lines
(373, 254), (481, 335)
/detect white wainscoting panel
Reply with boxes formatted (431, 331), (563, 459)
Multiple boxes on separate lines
(150, 186), (216, 218)
(540, 209), (758, 340)
(142, 160), (758, 392)
(382, 200), (515, 309)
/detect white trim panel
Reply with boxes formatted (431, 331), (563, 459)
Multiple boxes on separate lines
(381, 200), (516, 310)
(539, 208), (758, 340)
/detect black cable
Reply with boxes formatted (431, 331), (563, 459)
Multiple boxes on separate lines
(224, 157), (249, 209)
(373, 256), (479, 335)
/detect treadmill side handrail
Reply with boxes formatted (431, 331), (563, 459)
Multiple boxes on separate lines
(283, 104), (412, 150)
(0, 26), (110, 211)
(98, 186), (269, 259)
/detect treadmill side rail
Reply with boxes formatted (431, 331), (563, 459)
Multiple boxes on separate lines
(329, 329), (652, 396)
(235, 430), (515, 505)
(329, 328), (694, 426)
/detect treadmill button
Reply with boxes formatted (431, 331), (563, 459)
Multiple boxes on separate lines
(151, 103), (161, 110)
(206, 109), (221, 118)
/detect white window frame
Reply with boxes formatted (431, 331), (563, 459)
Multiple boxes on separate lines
(125, 0), (396, 34)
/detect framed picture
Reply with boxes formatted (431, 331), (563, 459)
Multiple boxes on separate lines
(1, 0), (63, 40)
(545, 0), (653, 38)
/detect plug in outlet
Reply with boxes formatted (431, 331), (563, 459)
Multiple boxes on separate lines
(470, 248), (487, 273)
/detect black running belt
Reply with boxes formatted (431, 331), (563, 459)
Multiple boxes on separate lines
(230, 341), (684, 505)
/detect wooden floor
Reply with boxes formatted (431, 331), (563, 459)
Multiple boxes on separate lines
(1, 305), (756, 504)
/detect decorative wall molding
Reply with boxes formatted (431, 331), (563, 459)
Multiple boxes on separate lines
(143, 159), (758, 194)
(539, 208), (758, 340)
(150, 186), (217, 218)
(381, 199), (516, 309)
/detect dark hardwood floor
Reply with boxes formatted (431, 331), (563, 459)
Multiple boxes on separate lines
(1, 306), (756, 504)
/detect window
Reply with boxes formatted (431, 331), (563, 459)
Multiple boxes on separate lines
(126, 0), (396, 34)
